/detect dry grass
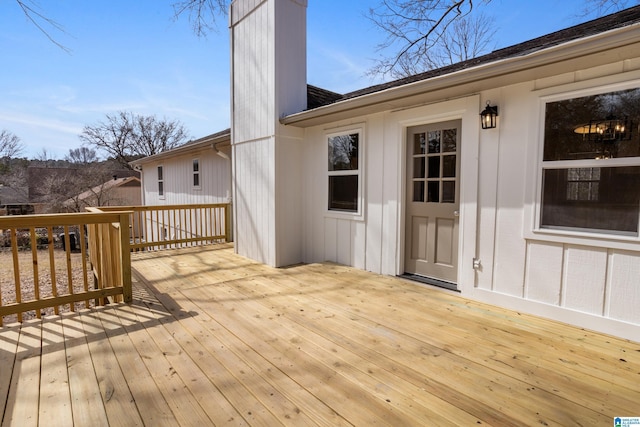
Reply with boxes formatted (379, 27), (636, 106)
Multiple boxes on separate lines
(0, 249), (93, 324)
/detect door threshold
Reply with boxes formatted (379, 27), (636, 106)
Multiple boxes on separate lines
(399, 273), (459, 292)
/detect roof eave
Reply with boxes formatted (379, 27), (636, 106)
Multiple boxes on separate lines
(281, 23), (640, 127)
(130, 132), (231, 166)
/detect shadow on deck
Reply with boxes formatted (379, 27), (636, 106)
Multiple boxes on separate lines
(1, 244), (639, 426)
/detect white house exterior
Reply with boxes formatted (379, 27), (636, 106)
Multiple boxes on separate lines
(131, 130), (231, 206)
(229, 0), (640, 342)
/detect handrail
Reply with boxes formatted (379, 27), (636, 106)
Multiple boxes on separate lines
(0, 211), (132, 325)
(92, 203), (231, 251)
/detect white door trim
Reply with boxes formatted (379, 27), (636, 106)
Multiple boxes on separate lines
(391, 95), (481, 294)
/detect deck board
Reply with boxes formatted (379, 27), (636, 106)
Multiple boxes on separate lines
(1, 244), (639, 426)
(38, 317), (73, 427)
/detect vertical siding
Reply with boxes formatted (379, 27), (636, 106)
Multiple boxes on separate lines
(233, 138), (276, 265)
(491, 85), (531, 297)
(294, 43), (640, 338)
(475, 90), (501, 291)
(141, 150), (230, 206)
(232, 1), (274, 142)
(523, 241), (640, 326)
(381, 115), (401, 276)
(364, 115), (384, 273)
(231, 0), (306, 267)
(274, 134), (303, 266)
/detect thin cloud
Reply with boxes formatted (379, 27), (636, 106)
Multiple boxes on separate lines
(0, 111), (83, 135)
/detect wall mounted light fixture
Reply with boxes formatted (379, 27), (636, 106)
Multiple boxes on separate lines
(480, 102), (498, 129)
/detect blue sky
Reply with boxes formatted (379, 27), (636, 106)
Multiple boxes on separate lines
(0, 0), (621, 158)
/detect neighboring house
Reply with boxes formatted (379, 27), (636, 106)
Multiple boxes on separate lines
(130, 130), (232, 206)
(63, 176), (142, 212)
(221, 1), (640, 341)
(0, 184), (32, 215)
(27, 166), (139, 212)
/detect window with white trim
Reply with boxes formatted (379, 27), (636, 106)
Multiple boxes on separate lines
(192, 158), (200, 188)
(327, 130), (361, 213)
(540, 88), (640, 236)
(157, 165), (165, 198)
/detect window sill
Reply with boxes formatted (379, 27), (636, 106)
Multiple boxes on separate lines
(324, 209), (365, 222)
(526, 227), (640, 251)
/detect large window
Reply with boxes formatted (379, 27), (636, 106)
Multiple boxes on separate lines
(541, 88), (640, 235)
(328, 131), (361, 213)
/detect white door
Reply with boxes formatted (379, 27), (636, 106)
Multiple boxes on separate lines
(405, 120), (461, 285)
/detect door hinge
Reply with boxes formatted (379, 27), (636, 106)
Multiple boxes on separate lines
(472, 258), (482, 270)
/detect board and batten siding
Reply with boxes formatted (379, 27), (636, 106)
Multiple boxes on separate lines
(141, 149), (230, 206)
(300, 65), (640, 340)
(472, 69), (640, 339)
(231, 0), (306, 267)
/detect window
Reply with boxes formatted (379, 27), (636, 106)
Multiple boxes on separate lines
(328, 131), (361, 213)
(193, 159), (200, 188)
(411, 127), (457, 204)
(157, 165), (164, 198)
(540, 88), (640, 235)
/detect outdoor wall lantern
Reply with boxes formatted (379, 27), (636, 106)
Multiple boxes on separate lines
(480, 102), (498, 129)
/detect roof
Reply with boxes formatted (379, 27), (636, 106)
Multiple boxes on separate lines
(130, 129), (231, 166)
(131, 84), (342, 165)
(27, 167), (139, 201)
(66, 176), (141, 205)
(342, 6), (640, 102)
(0, 185), (29, 205)
(307, 84), (343, 109)
(283, 5), (640, 126)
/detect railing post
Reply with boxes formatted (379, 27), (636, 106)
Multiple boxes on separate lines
(225, 203), (232, 242)
(119, 212), (133, 303)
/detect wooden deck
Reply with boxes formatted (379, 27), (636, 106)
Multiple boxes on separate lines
(1, 245), (639, 426)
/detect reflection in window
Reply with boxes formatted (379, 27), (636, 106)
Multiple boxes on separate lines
(566, 168), (599, 201)
(328, 132), (360, 212)
(541, 88), (640, 235)
(544, 88), (640, 161)
(542, 167), (640, 234)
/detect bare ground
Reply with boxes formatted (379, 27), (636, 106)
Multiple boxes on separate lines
(0, 249), (93, 324)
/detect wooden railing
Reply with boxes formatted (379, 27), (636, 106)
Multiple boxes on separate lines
(0, 212), (132, 326)
(92, 203), (231, 251)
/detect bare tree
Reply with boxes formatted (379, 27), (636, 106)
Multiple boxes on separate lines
(14, 0), (70, 52)
(367, 0), (638, 78)
(79, 112), (189, 169)
(580, 0), (639, 16)
(172, 0), (229, 37)
(65, 147), (98, 164)
(34, 148), (53, 162)
(368, 0), (493, 77)
(36, 163), (125, 212)
(0, 130), (24, 159)
(387, 13), (496, 78)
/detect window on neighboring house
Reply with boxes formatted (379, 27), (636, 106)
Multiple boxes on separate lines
(540, 87), (640, 236)
(193, 159), (200, 188)
(158, 165), (164, 198)
(328, 130), (361, 213)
